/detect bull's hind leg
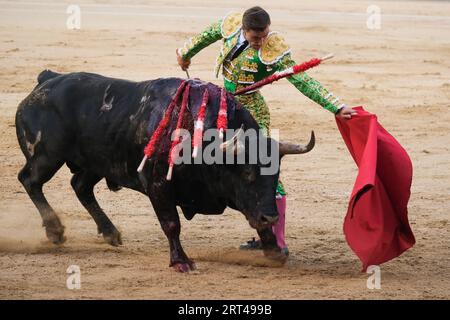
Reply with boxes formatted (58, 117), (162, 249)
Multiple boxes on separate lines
(70, 171), (122, 246)
(18, 159), (66, 244)
(148, 183), (195, 273)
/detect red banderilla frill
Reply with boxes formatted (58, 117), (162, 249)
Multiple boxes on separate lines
(137, 80), (187, 173)
(233, 54), (334, 96)
(166, 83), (191, 180)
(217, 87), (228, 139)
(192, 89), (209, 158)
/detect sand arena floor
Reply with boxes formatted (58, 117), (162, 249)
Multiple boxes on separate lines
(0, 0), (449, 299)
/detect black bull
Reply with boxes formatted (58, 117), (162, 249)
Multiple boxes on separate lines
(15, 70), (314, 272)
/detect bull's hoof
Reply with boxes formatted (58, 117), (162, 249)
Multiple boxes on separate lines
(172, 261), (196, 273)
(45, 227), (66, 245)
(103, 229), (122, 246)
(263, 249), (289, 264)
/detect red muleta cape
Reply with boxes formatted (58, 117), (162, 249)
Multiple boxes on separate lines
(336, 106), (415, 271)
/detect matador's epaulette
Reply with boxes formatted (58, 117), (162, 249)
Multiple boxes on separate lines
(220, 12), (243, 39)
(259, 32), (291, 65)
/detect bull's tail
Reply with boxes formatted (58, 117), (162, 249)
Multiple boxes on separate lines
(37, 69), (61, 85)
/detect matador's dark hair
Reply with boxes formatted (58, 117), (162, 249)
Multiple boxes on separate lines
(242, 6), (271, 32)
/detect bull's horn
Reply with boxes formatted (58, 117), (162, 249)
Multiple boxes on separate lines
(233, 140), (245, 155)
(279, 131), (315, 156)
(219, 125), (244, 152)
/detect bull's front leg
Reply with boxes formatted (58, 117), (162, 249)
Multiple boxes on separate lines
(257, 228), (288, 264)
(148, 182), (195, 273)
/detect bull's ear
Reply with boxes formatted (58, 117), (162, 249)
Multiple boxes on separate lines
(279, 131), (315, 158)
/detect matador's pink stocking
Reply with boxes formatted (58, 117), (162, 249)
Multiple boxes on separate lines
(272, 195), (287, 249)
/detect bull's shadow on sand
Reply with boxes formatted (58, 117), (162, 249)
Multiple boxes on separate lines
(192, 247), (286, 268)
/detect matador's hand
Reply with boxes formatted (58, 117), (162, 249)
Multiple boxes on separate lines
(336, 106), (358, 120)
(176, 49), (191, 71)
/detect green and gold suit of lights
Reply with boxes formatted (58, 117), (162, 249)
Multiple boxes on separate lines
(178, 12), (344, 195)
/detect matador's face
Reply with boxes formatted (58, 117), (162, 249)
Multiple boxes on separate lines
(243, 26), (270, 50)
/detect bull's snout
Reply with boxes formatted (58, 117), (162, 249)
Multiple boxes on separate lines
(246, 210), (279, 230)
(258, 212), (279, 225)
